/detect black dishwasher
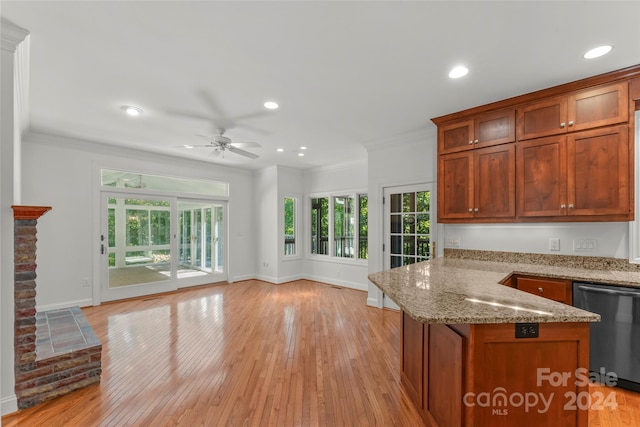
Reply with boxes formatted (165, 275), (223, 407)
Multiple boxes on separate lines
(573, 282), (640, 392)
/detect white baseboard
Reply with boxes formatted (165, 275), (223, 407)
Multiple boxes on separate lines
(366, 296), (380, 307)
(36, 298), (93, 312)
(1, 394), (17, 416)
(228, 274), (255, 283)
(303, 274), (368, 292)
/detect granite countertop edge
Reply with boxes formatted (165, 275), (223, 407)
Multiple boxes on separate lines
(366, 257), (625, 325)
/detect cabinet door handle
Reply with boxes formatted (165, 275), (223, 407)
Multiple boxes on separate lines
(560, 122), (566, 128)
(568, 120), (575, 126)
(568, 204), (574, 209)
(538, 287), (544, 293)
(560, 204), (566, 209)
(474, 139), (479, 144)
(474, 208), (479, 212)
(468, 208), (473, 212)
(469, 140), (474, 145)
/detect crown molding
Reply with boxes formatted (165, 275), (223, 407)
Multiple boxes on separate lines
(1, 18), (29, 53)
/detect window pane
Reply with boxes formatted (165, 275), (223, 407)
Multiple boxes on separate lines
(284, 197), (296, 255)
(403, 192), (416, 212)
(126, 209), (149, 246)
(417, 191), (431, 212)
(390, 194), (402, 213)
(150, 210), (170, 245)
(311, 197), (329, 255)
(334, 196), (354, 258)
(358, 195), (368, 259)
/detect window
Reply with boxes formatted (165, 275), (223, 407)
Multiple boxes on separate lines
(334, 196), (354, 258)
(359, 194), (368, 259)
(311, 193), (368, 260)
(284, 197), (296, 256)
(311, 197), (329, 255)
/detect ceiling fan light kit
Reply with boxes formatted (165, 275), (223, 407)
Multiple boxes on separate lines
(181, 128), (261, 159)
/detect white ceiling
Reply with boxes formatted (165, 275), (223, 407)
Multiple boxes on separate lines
(2, 1), (639, 170)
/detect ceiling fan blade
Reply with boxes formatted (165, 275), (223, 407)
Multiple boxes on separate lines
(227, 145), (259, 159)
(172, 144), (215, 148)
(231, 141), (261, 148)
(164, 109), (214, 122)
(197, 89), (227, 117)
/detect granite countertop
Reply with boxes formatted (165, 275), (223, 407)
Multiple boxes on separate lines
(367, 257), (620, 325)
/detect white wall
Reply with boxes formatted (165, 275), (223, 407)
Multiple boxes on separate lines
(444, 222), (629, 258)
(21, 131), (257, 309)
(303, 161), (369, 291)
(254, 166), (278, 282)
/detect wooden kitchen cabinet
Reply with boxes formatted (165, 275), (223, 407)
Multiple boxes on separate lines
(517, 81), (628, 140)
(517, 125), (630, 219)
(568, 125), (630, 216)
(438, 109), (515, 154)
(515, 275), (573, 305)
(517, 135), (567, 217)
(401, 313), (590, 426)
(439, 144), (515, 220)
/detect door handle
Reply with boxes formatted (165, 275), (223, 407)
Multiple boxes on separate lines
(101, 244), (106, 255)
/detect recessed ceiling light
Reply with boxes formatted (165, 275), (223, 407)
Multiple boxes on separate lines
(121, 105), (143, 116)
(583, 45), (613, 59)
(298, 153), (304, 157)
(448, 65), (469, 79)
(264, 101), (279, 110)
(300, 146), (307, 150)
(277, 148), (284, 152)
(183, 144), (194, 149)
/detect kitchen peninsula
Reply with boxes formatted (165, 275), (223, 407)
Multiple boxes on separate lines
(368, 257), (602, 427)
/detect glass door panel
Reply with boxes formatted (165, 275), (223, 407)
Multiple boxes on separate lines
(176, 201), (225, 280)
(384, 184), (434, 308)
(102, 194), (177, 302)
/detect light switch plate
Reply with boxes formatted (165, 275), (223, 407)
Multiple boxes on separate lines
(549, 237), (560, 251)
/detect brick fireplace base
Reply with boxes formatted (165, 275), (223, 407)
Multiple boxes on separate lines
(12, 206), (102, 409)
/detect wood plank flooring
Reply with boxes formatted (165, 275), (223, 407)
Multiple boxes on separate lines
(3, 279), (639, 426)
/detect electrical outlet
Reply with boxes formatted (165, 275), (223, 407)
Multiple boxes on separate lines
(515, 323), (539, 339)
(573, 239), (597, 252)
(445, 237), (460, 248)
(549, 237), (560, 251)
(81, 278), (90, 288)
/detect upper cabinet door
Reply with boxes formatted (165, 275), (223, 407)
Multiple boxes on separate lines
(567, 125), (630, 216)
(439, 109), (516, 155)
(517, 97), (568, 140)
(568, 82), (629, 132)
(516, 135), (567, 218)
(438, 152), (474, 220)
(474, 109), (516, 149)
(438, 120), (474, 154)
(474, 144), (515, 218)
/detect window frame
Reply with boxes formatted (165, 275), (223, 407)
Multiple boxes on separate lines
(309, 190), (368, 263)
(283, 196), (298, 258)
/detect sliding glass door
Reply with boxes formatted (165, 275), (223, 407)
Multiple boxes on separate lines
(101, 193), (227, 302)
(178, 202), (224, 278)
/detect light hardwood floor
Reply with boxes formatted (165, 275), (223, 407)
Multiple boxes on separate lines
(2, 280), (639, 426)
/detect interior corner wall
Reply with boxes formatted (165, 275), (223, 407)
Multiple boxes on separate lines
(302, 162), (369, 291)
(20, 132), (257, 309)
(254, 166), (279, 282)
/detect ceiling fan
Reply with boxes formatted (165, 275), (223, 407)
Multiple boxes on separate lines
(184, 128), (261, 159)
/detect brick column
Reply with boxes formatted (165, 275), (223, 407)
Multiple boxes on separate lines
(12, 206), (51, 408)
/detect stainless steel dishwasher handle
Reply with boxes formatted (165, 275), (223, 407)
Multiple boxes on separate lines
(577, 285), (640, 298)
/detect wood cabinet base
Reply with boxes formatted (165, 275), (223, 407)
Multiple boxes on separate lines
(401, 312), (590, 426)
